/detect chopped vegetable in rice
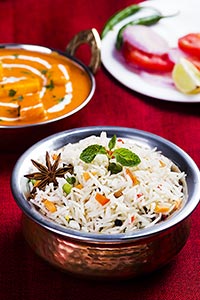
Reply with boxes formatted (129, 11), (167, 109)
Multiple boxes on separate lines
(25, 132), (186, 234)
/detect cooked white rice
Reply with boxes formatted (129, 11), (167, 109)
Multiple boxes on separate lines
(27, 132), (186, 234)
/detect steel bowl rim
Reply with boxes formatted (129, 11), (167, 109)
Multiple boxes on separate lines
(11, 126), (200, 243)
(0, 43), (95, 129)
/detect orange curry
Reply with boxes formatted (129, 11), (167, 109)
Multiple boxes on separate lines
(0, 48), (92, 126)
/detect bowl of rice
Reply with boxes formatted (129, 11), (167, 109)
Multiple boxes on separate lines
(11, 126), (200, 278)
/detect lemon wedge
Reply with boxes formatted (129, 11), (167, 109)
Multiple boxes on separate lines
(172, 57), (200, 94)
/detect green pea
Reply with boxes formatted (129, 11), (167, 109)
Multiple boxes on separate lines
(62, 182), (72, 195)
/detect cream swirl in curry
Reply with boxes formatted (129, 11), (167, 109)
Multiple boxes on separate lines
(0, 48), (92, 125)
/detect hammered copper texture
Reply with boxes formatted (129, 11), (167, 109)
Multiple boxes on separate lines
(22, 214), (190, 278)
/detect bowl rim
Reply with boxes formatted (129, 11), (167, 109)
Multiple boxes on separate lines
(11, 126), (200, 243)
(0, 43), (95, 129)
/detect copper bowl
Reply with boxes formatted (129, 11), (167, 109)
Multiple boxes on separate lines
(0, 29), (101, 152)
(11, 126), (200, 279)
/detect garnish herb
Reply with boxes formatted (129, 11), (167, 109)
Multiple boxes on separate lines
(80, 144), (107, 163)
(13, 53), (19, 58)
(108, 162), (122, 174)
(8, 89), (17, 97)
(45, 79), (55, 90)
(41, 69), (48, 75)
(20, 70), (31, 75)
(12, 95), (24, 102)
(80, 135), (141, 172)
(17, 95), (24, 101)
(108, 134), (116, 150)
(113, 148), (141, 166)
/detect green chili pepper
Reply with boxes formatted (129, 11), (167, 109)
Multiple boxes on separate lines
(116, 12), (179, 50)
(101, 4), (141, 39)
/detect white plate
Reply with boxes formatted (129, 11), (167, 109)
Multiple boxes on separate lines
(101, 0), (200, 102)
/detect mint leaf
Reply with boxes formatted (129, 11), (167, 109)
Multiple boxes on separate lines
(108, 135), (116, 150)
(113, 148), (141, 167)
(108, 162), (122, 174)
(80, 144), (107, 163)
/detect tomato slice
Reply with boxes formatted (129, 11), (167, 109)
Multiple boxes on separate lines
(122, 41), (174, 73)
(178, 33), (200, 58)
(187, 57), (200, 70)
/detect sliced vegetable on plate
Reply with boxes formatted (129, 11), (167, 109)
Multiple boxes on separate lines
(101, 3), (160, 39)
(101, 2), (200, 97)
(172, 57), (200, 93)
(121, 25), (174, 73)
(178, 33), (200, 58)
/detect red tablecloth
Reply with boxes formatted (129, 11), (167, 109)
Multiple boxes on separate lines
(0, 1), (200, 299)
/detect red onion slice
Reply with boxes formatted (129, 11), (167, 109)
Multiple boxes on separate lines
(122, 25), (170, 55)
(168, 47), (188, 63)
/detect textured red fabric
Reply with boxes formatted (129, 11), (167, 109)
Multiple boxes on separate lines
(0, 1), (200, 299)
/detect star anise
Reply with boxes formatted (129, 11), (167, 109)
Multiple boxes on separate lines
(24, 151), (73, 195)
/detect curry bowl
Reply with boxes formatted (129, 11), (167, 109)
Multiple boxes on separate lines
(11, 126), (200, 279)
(0, 29), (101, 152)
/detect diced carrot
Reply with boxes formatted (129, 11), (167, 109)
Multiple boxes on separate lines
(126, 169), (139, 185)
(95, 193), (110, 206)
(155, 204), (169, 213)
(131, 216), (135, 222)
(174, 199), (181, 209)
(75, 183), (83, 189)
(114, 189), (123, 198)
(43, 199), (57, 213)
(159, 160), (166, 167)
(52, 153), (59, 160)
(83, 172), (91, 181)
